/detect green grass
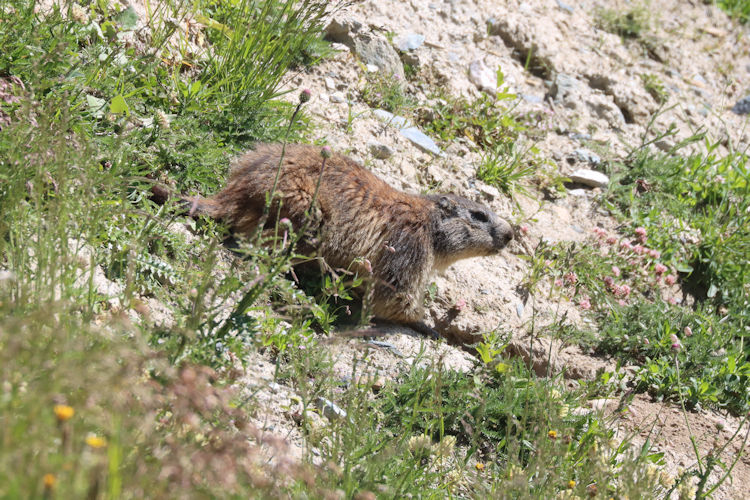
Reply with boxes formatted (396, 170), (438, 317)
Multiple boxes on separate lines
(1, 0), (748, 498)
(717, 0), (750, 23)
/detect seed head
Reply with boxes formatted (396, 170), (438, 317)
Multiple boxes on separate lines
(299, 88), (312, 103)
(320, 146), (332, 159)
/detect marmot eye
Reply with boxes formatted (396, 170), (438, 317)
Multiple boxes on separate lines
(470, 210), (489, 223)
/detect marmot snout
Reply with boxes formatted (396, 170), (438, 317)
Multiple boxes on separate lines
(190, 143), (513, 334)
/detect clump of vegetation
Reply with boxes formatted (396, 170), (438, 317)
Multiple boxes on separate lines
(360, 71), (415, 115)
(716, 0), (750, 23)
(595, 3), (653, 38)
(641, 73), (669, 104)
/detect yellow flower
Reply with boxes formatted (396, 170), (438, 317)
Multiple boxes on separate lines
(85, 435), (107, 449)
(567, 480), (576, 489)
(475, 462), (485, 471)
(54, 405), (74, 422)
(42, 473), (56, 489)
(548, 429), (558, 439)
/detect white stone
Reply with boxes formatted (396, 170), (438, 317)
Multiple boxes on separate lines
(569, 169), (609, 188)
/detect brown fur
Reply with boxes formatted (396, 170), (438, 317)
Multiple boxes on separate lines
(192, 143), (513, 327)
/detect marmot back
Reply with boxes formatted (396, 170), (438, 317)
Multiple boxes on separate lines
(195, 143), (513, 331)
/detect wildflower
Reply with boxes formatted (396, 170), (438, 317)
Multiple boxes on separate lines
(643, 338), (650, 345)
(633, 245), (646, 255)
(433, 435), (456, 457)
(520, 224), (529, 235)
(554, 278), (563, 287)
(671, 342), (681, 352)
(408, 434), (432, 455)
(85, 435), (107, 449)
(475, 462), (485, 471)
(606, 235), (617, 245)
(654, 263), (667, 275)
(453, 299), (467, 312)
(620, 240), (632, 251)
(635, 227), (647, 243)
(548, 430), (558, 439)
(567, 480), (576, 489)
(684, 326), (693, 337)
(279, 217), (292, 226)
(659, 471), (675, 488)
(678, 480), (698, 500)
(43, 473), (56, 489)
(579, 296), (591, 310)
(558, 404), (570, 418)
(603, 276), (615, 289)
(299, 88), (311, 103)
(71, 3), (89, 23)
(320, 146), (332, 158)
(550, 389), (562, 400)
(54, 405), (74, 422)
(362, 258), (372, 274)
(665, 274), (676, 285)
(648, 249), (660, 259)
(618, 299), (627, 306)
(156, 109), (170, 129)
(564, 272), (578, 285)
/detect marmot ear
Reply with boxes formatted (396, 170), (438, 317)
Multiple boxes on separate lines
(437, 196), (456, 212)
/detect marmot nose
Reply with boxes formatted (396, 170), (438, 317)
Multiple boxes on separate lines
(495, 220), (514, 248)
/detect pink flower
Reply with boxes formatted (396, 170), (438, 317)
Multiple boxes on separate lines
(614, 284), (631, 298)
(648, 249), (661, 259)
(665, 274), (676, 285)
(564, 272), (578, 285)
(520, 224), (529, 235)
(643, 338), (650, 345)
(670, 334), (679, 343)
(654, 263), (667, 275)
(635, 227), (647, 238)
(620, 241), (633, 251)
(671, 342), (682, 352)
(554, 278), (563, 287)
(618, 299), (627, 306)
(612, 266), (621, 277)
(603, 276), (615, 289)
(544, 259), (553, 267)
(606, 236), (617, 245)
(633, 245), (646, 255)
(299, 88), (312, 103)
(363, 258), (373, 273)
(593, 227), (606, 238)
(667, 297), (677, 305)
(684, 326), (693, 337)
(579, 296), (591, 310)
(454, 299), (467, 312)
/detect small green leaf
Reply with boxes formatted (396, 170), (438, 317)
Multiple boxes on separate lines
(86, 95), (107, 118)
(115, 6), (138, 30)
(110, 95), (129, 116)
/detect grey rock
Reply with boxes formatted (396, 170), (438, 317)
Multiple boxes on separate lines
(569, 169), (609, 188)
(568, 188), (589, 197)
(330, 92), (346, 103)
(574, 148), (601, 166)
(368, 140), (394, 159)
(516, 302), (524, 318)
(353, 33), (404, 77)
(520, 93), (542, 103)
(400, 127), (443, 155)
(394, 33), (425, 52)
(325, 16), (363, 45)
(324, 77), (336, 90)
(731, 95), (750, 115)
(315, 397), (347, 421)
(367, 340), (405, 357)
(326, 16), (403, 77)
(549, 73), (582, 107)
(569, 132), (592, 141)
(372, 109), (412, 129)
(373, 109), (442, 155)
(556, 0), (574, 13)
(477, 183), (500, 201)
(468, 60), (497, 93)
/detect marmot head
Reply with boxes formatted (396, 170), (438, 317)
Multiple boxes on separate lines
(427, 194), (513, 268)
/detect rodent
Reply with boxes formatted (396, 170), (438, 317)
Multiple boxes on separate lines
(179, 143), (514, 336)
